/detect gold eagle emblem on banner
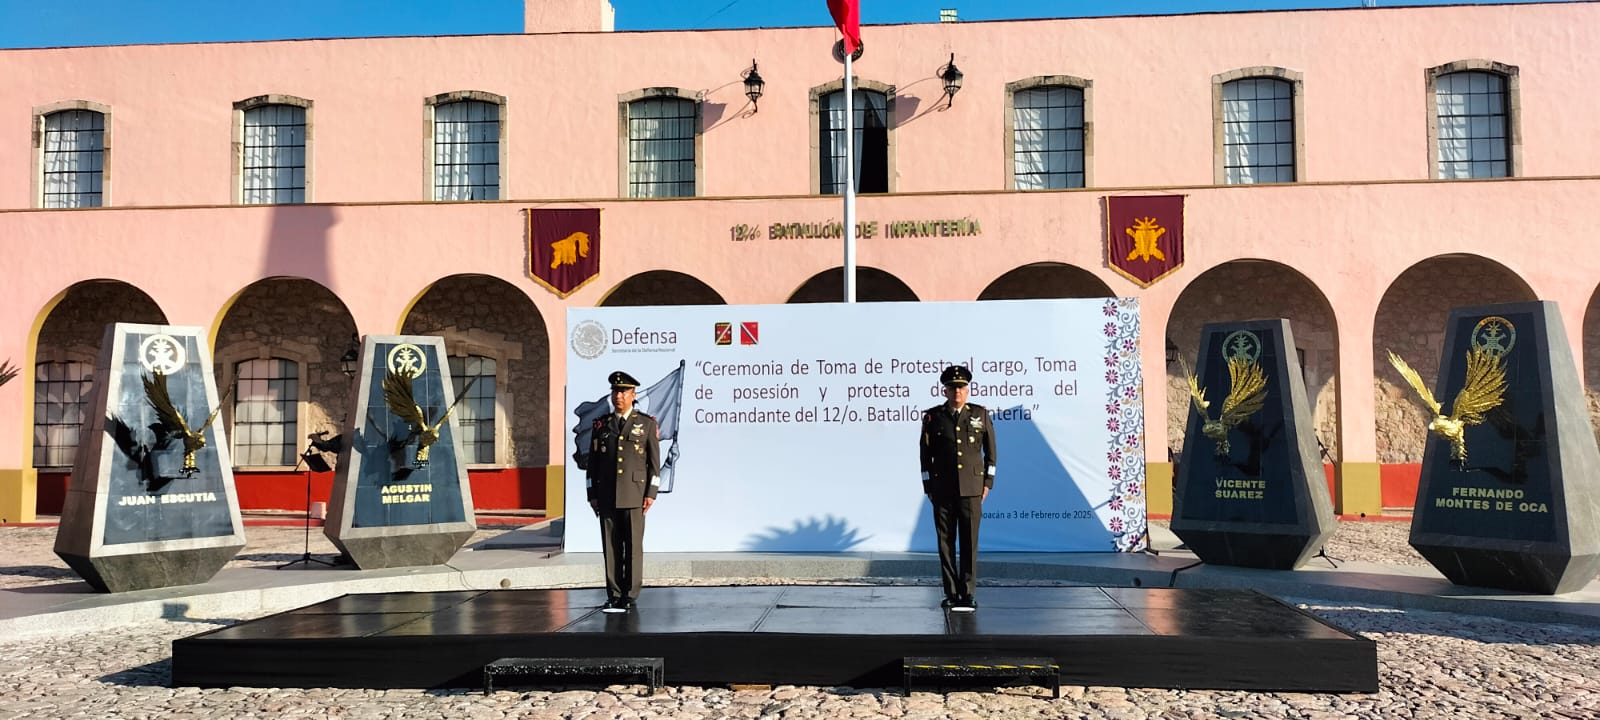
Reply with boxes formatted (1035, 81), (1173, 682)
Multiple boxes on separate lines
(1124, 217), (1167, 262)
(550, 231), (591, 269)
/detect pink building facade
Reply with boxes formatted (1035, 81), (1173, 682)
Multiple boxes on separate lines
(2, 1), (1598, 522)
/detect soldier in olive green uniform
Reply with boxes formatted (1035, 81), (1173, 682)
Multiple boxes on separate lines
(587, 371), (661, 613)
(920, 365), (996, 612)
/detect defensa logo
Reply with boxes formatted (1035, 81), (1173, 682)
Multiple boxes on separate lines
(570, 320), (608, 360)
(611, 326), (678, 354)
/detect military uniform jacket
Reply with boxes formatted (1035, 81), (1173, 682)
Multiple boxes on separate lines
(586, 410), (661, 509)
(920, 403), (997, 500)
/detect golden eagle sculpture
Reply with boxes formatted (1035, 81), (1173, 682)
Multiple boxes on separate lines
(143, 371), (232, 476)
(382, 369), (477, 467)
(1387, 348), (1508, 463)
(1183, 355), (1269, 456)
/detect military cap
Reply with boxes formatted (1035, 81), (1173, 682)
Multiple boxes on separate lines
(609, 371), (640, 390)
(940, 365), (972, 387)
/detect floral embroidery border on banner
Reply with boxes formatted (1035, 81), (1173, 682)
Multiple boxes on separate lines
(1102, 297), (1149, 552)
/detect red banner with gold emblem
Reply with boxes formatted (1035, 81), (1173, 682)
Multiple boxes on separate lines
(1105, 195), (1184, 287)
(527, 208), (601, 298)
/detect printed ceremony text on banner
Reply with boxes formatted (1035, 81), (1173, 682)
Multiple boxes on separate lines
(564, 299), (1147, 553)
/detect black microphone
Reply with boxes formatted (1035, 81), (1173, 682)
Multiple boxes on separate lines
(308, 430), (344, 454)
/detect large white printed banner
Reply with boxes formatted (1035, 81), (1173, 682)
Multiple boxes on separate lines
(564, 298), (1147, 553)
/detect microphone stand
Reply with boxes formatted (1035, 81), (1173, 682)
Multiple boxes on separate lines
(276, 437), (337, 569)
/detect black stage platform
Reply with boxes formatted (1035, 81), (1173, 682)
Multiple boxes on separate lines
(171, 586), (1377, 692)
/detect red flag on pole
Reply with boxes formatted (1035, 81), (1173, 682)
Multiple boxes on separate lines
(827, 0), (861, 54)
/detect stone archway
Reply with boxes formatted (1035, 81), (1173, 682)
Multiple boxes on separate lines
(978, 262), (1114, 300)
(35, 279), (167, 366)
(601, 270), (726, 306)
(787, 267), (917, 303)
(1585, 282), (1600, 444)
(401, 274), (550, 467)
(213, 277), (359, 466)
(30, 280), (167, 512)
(1166, 260), (1340, 459)
(1372, 254), (1535, 463)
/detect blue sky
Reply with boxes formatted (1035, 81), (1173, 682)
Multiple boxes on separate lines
(0, 0), (1578, 49)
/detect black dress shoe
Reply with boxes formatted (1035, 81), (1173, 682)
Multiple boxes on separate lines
(940, 596), (957, 609)
(601, 598), (626, 614)
(950, 596), (976, 613)
(624, 597), (638, 610)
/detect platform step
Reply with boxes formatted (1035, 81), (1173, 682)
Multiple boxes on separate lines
(903, 656), (1060, 698)
(483, 656), (663, 695)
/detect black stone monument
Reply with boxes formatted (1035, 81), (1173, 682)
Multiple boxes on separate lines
(54, 323), (246, 592)
(1406, 301), (1600, 594)
(325, 335), (476, 569)
(1172, 319), (1337, 569)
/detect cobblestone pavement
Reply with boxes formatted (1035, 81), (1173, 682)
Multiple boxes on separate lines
(1147, 518), (1431, 568)
(0, 592), (1596, 719)
(6, 521), (1598, 719)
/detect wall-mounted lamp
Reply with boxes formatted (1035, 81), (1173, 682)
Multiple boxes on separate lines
(743, 59), (766, 111)
(1165, 336), (1180, 366)
(340, 333), (361, 377)
(939, 53), (964, 107)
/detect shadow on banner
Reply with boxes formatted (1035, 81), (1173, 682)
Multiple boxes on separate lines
(741, 515), (873, 552)
(909, 405), (1112, 552)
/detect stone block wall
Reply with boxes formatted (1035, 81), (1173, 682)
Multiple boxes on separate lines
(31, 281), (167, 469)
(1371, 257), (1533, 463)
(402, 276), (550, 467)
(36, 281), (166, 363)
(787, 267), (917, 303)
(212, 279), (358, 463)
(1165, 262), (1339, 459)
(976, 263), (1114, 300)
(602, 270), (726, 306)
(1584, 289), (1600, 447)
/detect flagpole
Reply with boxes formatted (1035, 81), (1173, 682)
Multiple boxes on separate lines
(668, 360), (686, 445)
(663, 359), (686, 493)
(843, 47), (857, 303)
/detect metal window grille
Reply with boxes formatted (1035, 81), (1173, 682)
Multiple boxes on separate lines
(1222, 78), (1296, 184)
(819, 89), (889, 194)
(628, 98), (697, 198)
(448, 355), (497, 464)
(232, 358), (298, 466)
(1436, 71), (1509, 179)
(1013, 86), (1086, 190)
(433, 100), (500, 201)
(242, 104), (306, 204)
(42, 110), (105, 208)
(32, 361), (93, 468)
